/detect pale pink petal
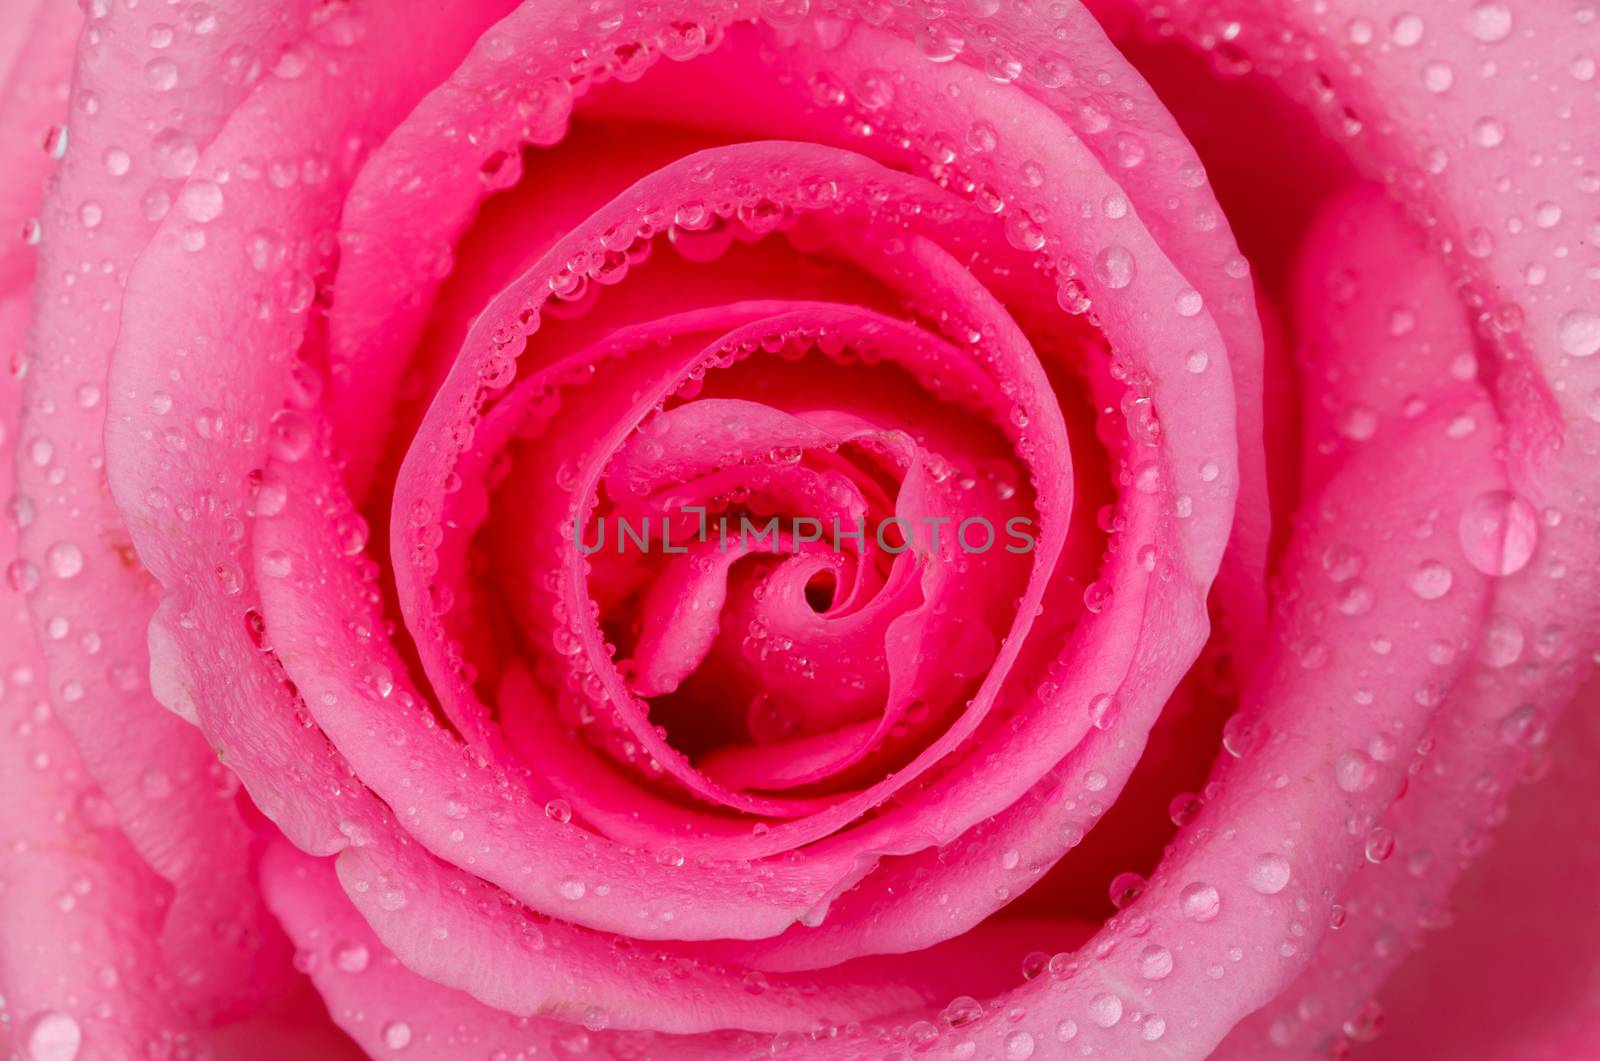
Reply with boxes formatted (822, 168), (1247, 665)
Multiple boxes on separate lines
(0, 296), (192, 1056)
(1358, 677), (1600, 1061)
(15, 0), (331, 1020)
(96, 0), (515, 865)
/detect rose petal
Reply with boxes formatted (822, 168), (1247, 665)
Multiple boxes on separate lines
(0, 298), (192, 1057)
(15, 0), (335, 1020)
(1216, 186), (1593, 1056)
(97, 0), (515, 863)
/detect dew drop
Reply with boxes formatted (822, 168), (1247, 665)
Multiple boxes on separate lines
(151, 129), (198, 178)
(1168, 791), (1203, 826)
(1390, 13), (1425, 46)
(942, 996), (984, 1028)
(382, 1021), (412, 1050)
(1221, 714), (1266, 757)
(1056, 277), (1090, 315)
(46, 542), (83, 579)
(25, 1012), (81, 1061)
(1094, 245), (1136, 289)
(1004, 1031), (1036, 1060)
(1422, 61), (1455, 92)
(145, 58), (179, 91)
(1466, 2), (1512, 42)
(1138, 943), (1174, 980)
(1471, 116), (1506, 148)
(1335, 749), (1378, 793)
(1004, 210), (1046, 252)
(965, 119), (998, 153)
(268, 408), (315, 462)
(1179, 881), (1221, 922)
(1108, 871), (1146, 909)
(758, 0), (809, 28)
(1559, 311), (1600, 357)
(332, 940), (370, 973)
(1410, 560), (1454, 600)
(180, 179), (224, 222)
(1458, 490), (1537, 576)
(1249, 853), (1292, 894)
(1478, 615), (1524, 668)
(1088, 993), (1124, 1028)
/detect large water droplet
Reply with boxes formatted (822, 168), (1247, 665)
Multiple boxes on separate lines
(1138, 943), (1174, 979)
(1179, 881), (1221, 921)
(1094, 245), (1135, 289)
(1559, 311), (1600, 357)
(1004, 1030), (1036, 1059)
(758, 0), (809, 28)
(332, 940), (370, 973)
(382, 1021), (412, 1050)
(25, 1013), (82, 1061)
(1465, 2), (1512, 42)
(46, 541), (83, 579)
(180, 179), (224, 223)
(1335, 749), (1378, 792)
(1410, 560), (1454, 600)
(1458, 490), (1537, 576)
(1249, 853), (1292, 894)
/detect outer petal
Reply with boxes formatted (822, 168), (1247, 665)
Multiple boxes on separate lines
(1361, 676), (1600, 1061)
(1217, 187), (1595, 1057)
(1123, 0), (1600, 1050)
(15, 0), (324, 1020)
(1, 296), (191, 1061)
(96, 0), (515, 875)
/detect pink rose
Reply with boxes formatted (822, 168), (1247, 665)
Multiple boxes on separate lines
(2, 0), (1596, 1057)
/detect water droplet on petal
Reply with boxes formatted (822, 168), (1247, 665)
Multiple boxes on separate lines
(1138, 943), (1174, 979)
(1088, 993), (1124, 1027)
(1336, 749), (1378, 792)
(25, 1012), (81, 1061)
(1094, 245), (1136, 289)
(1004, 1030), (1036, 1059)
(382, 1021), (412, 1050)
(332, 940), (370, 973)
(758, 0), (809, 28)
(1465, 2), (1512, 42)
(1108, 871), (1146, 908)
(145, 58), (178, 91)
(46, 542), (83, 579)
(1478, 615), (1524, 667)
(942, 996), (984, 1028)
(1559, 311), (1600, 357)
(1391, 13), (1425, 46)
(1249, 853), (1292, 894)
(180, 179), (224, 222)
(1179, 881), (1221, 921)
(1458, 490), (1537, 576)
(1410, 560), (1454, 600)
